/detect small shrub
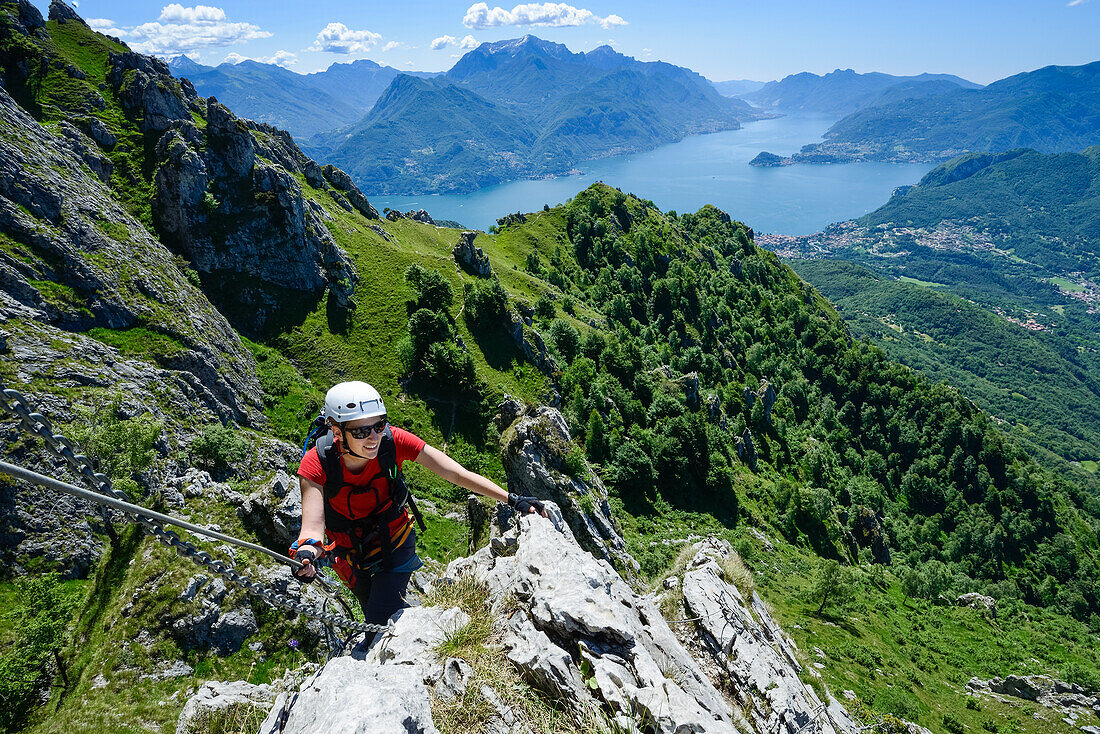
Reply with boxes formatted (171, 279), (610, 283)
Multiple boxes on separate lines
(873, 687), (920, 722)
(1063, 661), (1100, 693)
(942, 713), (965, 734)
(563, 445), (587, 477)
(0, 573), (82, 730)
(67, 399), (162, 491)
(534, 294), (555, 321)
(191, 424), (250, 471)
(405, 263), (454, 312)
(966, 697), (982, 711)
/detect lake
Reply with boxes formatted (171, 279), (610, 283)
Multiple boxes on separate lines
(368, 113), (934, 236)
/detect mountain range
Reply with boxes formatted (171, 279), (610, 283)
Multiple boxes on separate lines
(741, 68), (981, 116)
(302, 35), (766, 194)
(168, 55), (438, 139)
(782, 61), (1100, 164)
(178, 36), (766, 195)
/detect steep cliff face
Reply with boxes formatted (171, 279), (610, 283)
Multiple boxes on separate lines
(0, 0), (375, 336)
(0, 0), (375, 575)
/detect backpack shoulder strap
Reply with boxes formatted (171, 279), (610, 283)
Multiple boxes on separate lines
(314, 431), (344, 499)
(378, 426), (426, 532)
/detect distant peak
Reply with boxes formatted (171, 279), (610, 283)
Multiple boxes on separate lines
(482, 35), (571, 57)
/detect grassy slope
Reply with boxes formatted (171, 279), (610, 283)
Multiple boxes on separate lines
(752, 539), (1100, 734)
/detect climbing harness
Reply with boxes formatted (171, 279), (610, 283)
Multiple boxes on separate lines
(307, 422), (426, 574)
(0, 385), (389, 641)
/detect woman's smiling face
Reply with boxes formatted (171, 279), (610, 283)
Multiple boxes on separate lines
(340, 416), (387, 459)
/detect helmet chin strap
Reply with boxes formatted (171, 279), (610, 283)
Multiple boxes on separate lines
(342, 445), (372, 460)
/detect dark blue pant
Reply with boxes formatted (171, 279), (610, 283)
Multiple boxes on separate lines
(350, 530), (418, 629)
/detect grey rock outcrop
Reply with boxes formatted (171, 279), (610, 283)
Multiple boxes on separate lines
(499, 403), (634, 572)
(0, 84), (259, 420)
(152, 99), (358, 332)
(49, 1), (86, 26)
(506, 311), (557, 375)
(261, 658), (438, 734)
(680, 538), (858, 734)
(955, 592), (996, 616)
(737, 428), (757, 470)
(263, 513), (744, 733)
(450, 513), (737, 732)
(177, 680), (277, 734)
(967, 674), (1099, 725)
(320, 164), (379, 220)
(453, 230), (493, 277)
(239, 470), (302, 549)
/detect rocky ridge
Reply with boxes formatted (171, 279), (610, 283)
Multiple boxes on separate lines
(182, 512), (867, 734)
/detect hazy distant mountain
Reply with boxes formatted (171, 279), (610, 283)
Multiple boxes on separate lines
(791, 60), (1100, 164)
(712, 79), (767, 97)
(306, 35), (764, 194)
(744, 68), (981, 116)
(166, 54), (212, 76)
(177, 57), (439, 139)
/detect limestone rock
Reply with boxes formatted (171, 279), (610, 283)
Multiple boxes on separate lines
(499, 404), (633, 571)
(680, 538), (857, 734)
(321, 164), (380, 220)
(107, 51), (194, 133)
(239, 471), (302, 548)
(453, 230), (493, 277)
(48, 0), (85, 25)
(177, 680), (276, 734)
(737, 428), (757, 469)
(956, 592), (996, 616)
(259, 659), (437, 734)
(151, 99), (358, 333)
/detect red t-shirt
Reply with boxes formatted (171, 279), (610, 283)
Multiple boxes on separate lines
(297, 426), (426, 544)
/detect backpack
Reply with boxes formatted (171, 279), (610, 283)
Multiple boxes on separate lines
(302, 417), (426, 570)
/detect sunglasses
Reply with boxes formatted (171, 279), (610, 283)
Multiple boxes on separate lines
(344, 417), (387, 439)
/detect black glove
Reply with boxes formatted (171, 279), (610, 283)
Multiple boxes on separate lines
(293, 546), (318, 584)
(508, 492), (546, 516)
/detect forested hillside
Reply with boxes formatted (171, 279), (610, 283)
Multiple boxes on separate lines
(767, 148), (1100, 485)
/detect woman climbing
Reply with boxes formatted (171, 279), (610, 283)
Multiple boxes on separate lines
(291, 381), (547, 635)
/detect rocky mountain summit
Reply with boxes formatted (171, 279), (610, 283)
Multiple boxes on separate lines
(179, 513), (866, 734)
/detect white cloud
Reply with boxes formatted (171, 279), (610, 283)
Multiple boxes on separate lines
(258, 49), (298, 67)
(101, 4), (270, 55)
(1067, 0), (1091, 5)
(463, 2), (627, 30)
(309, 22), (382, 54)
(460, 34), (479, 49)
(431, 34), (457, 50)
(223, 51), (248, 64)
(87, 18), (122, 33)
(159, 3), (225, 22)
(383, 41), (402, 52)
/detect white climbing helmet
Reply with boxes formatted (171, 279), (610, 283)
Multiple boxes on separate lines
(324, 381), (386, 423)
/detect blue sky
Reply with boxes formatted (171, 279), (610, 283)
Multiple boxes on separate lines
(40, 0), (1100, 84)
